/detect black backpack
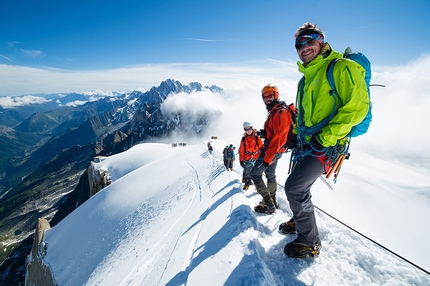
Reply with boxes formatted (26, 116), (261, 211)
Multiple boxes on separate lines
(226, 148), (233, 158)
(266, 102), (297, 150)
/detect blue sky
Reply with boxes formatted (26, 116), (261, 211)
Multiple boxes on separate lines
(1, 0), (429, 95)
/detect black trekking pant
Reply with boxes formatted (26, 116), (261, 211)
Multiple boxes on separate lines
(284, 155), (323, 246)
(250, 153), (282, 184)
(226, 158), (234, 169)
(242, 163), (253, 184)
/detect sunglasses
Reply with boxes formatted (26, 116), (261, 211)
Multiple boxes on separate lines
(244, 127), (252, 131)
(262, 93), (274, 99)
(295, 34), (321, 50)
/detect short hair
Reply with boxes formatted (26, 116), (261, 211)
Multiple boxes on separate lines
(294, 22), (325, 39)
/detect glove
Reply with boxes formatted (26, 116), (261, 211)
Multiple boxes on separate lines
(240, 161), (246, 168)
(310, 137), (325, 151)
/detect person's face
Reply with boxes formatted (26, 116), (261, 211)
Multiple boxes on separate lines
(262, 93), (275, 105)
(295, 35), (323, 65)
(244, 127), (253, 135)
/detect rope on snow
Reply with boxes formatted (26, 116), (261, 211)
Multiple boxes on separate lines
(276, 183), (430, 275)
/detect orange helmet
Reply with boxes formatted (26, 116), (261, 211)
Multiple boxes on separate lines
(261, 84), (279, 100)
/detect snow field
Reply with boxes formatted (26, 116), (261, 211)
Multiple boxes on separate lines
(41, 141), (430, 285)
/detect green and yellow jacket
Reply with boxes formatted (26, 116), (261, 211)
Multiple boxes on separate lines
(296, 43), (369, 147)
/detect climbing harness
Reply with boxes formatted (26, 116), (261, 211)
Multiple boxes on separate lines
(242, 158), (256, 168)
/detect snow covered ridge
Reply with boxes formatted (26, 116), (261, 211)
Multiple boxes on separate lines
(26, 141), (430, 285)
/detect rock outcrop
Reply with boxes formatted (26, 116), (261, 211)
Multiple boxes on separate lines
(24, 218), (56, 286)
(25, 162), (111, 285)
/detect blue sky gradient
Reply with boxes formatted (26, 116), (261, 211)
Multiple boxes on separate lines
(1, 0), (429, 95)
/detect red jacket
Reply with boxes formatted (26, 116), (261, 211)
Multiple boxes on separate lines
(239, 130), (263, 162)
(263, 102), (292, 164)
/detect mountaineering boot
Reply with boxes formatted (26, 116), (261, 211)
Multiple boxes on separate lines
(284, 239), (321, 258)
(267, 182), (278, 209)
(279, 217), (296, 234)
(253, 181), (276, 214)
(254, 202), (276, 214)
(243, 178), (252, 190)
(243, 179), (252, 191)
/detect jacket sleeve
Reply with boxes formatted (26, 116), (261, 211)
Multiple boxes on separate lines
(317, 59), (369, 146)
(239, 138), (245, 161)
(264, 109), (291, 164)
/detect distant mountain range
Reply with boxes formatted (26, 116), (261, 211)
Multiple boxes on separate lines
(0, 79), (223, 285)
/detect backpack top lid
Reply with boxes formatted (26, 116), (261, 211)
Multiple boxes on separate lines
(344, 47), (372, 86)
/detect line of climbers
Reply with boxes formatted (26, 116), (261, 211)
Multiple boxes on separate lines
(233, 21), (370, 259)
(222, 144), (236, 171)
(207, 141), (236, 172)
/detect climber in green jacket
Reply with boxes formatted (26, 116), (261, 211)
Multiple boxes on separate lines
(280, 22), (369, 258)
(296, 42), (369, 147)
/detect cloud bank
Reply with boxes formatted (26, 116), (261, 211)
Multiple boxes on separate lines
(1, 54), (429, 170)
(157, 54), (430, 171)
(0, 59), (299, 97)
(0, 95), (51, 108)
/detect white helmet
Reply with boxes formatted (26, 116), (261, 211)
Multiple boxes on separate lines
(243, 122), (253, 129)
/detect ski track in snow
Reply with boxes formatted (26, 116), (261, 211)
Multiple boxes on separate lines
(175, 151), (214, 282)
(115, 149), (211, 285)
(109, 148), (227, 286)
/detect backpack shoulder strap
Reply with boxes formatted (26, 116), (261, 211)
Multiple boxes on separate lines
(326, 58), (340, 93)
(272, 101), (289, 114)
(242, 134), (260, 151)
(296, 62), (340, 140)
(297, 77), (305, 128)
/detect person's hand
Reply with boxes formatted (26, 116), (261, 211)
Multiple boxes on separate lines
(262, 161), (270, 168)
(240, 161), (246, 168)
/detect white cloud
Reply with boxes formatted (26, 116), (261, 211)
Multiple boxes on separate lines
(351, 55), (430, 170)
(65, 100), (88, 107)
(162, 90), (226, 115)
(0, 95), (50, 108)
(1, 53), (428, 99)
(17, 49), (45, 59)
(6, 41), (23, 47)
(157, 54), (430, 170)
(0, 60), (299, 96)
(0, 54), (13, 62)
